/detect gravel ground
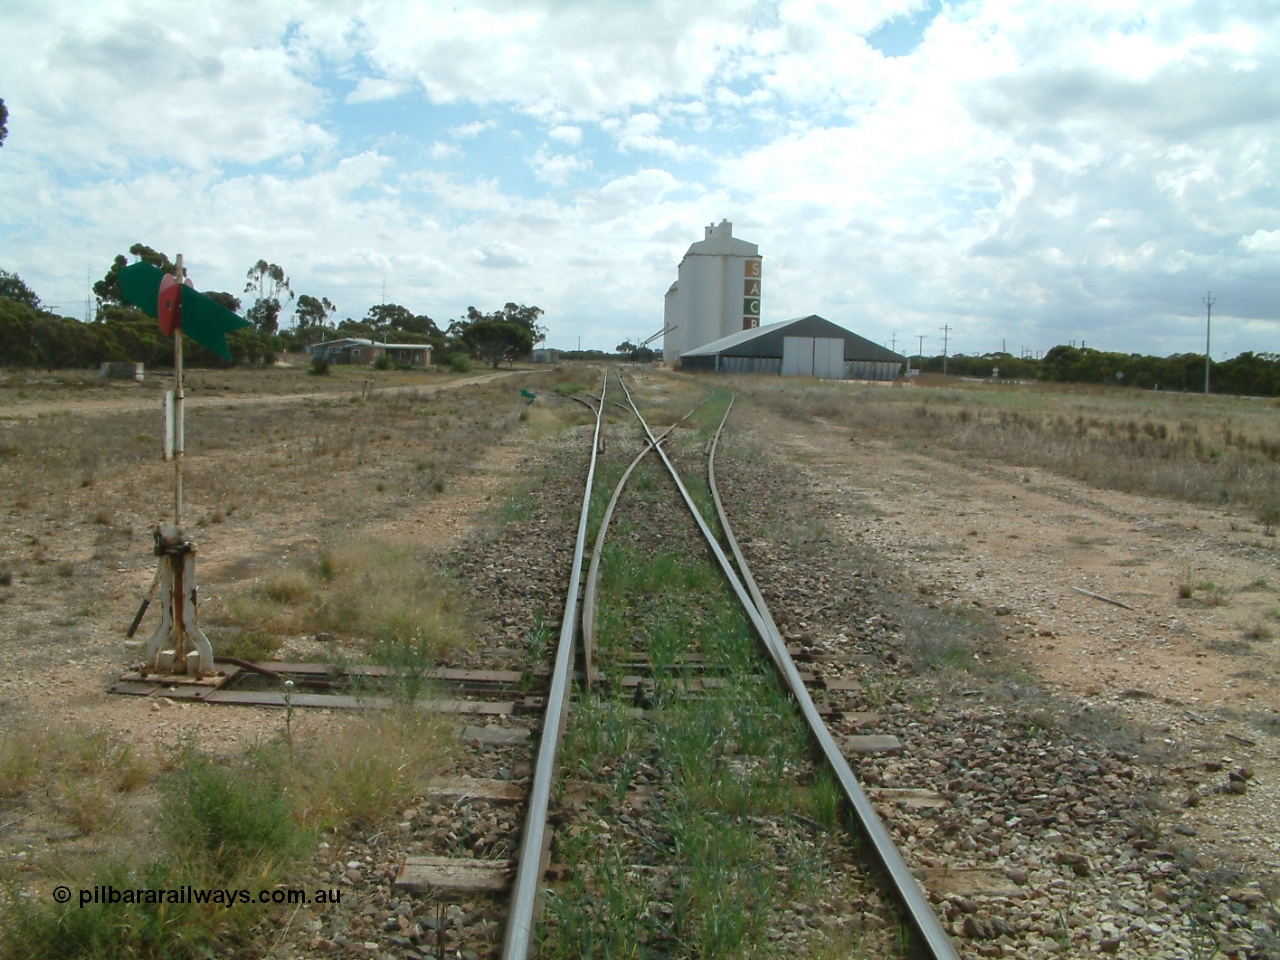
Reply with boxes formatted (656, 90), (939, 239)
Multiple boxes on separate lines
(4, 368), (1276, 960)
(242, 385), (1278, 960)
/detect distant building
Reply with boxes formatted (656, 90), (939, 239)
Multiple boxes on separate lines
(680, 315), (905, 381)
(662, 220), (762, 363)
(532, 348), (559, 363)
(308, 338), (431, 366)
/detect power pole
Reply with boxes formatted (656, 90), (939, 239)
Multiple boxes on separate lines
(890, 330), (898, 354)
(1203, 291), (1215, 395)
(915, 334), (926, 376)
(940, 325), (950, 376)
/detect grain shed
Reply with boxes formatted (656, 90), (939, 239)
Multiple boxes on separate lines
(680, 315), (904, 380)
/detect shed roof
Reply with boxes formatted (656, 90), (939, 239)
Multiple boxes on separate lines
(680, 315), (905, 363)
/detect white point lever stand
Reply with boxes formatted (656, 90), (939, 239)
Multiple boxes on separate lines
(140, 525), (214, 678)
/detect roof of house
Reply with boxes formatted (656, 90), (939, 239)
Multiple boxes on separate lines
(311, 338), (431, 351)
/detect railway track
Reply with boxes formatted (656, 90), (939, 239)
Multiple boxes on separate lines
(383, 369), (959, 959)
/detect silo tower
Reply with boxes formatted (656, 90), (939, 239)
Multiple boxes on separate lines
(662, 220), (762, 363)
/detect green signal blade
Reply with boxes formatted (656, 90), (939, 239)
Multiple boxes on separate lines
(117, 261), (164, 319)
(117, 260), (252, 361)
(180, 285), (252, 362)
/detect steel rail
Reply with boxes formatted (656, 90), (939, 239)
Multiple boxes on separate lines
(501, 371), (608, 960)
(619, 375), (960, 960)
(581, 393), (712, 689)
(707, 398), (959, 960)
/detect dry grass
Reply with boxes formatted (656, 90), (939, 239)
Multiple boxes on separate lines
(283, 709), (454, 830)
(727, 375), (1280, 519)
(0, 725), (152, 834)
(207, 536), (469, 660)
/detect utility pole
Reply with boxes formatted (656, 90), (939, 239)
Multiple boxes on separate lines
(890, 330), (898, 354)
(940, 325), (950, 376)
(1203, 291), (1215, 395)
(915, 334), (926, 376)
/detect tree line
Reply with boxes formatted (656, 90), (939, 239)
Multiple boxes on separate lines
(0, 244), (544, 371)
(914, 345), (1280, 396)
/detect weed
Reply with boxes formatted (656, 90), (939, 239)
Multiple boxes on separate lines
(1202, 588), (1230, 607)
(282, 679), (296, 746)
(78, 449), (98, 487)
(374, 626), (441, 703)
(1244, 623), (1275, 641)
(160, 745), (307, 879)
(215, 627), (280, 661)
(0, 733), (41, 799)
(806, 769), (843, 830)
(0, 858), (227, 960)
(1259, 501), (1280, 536)
(260, 568), (314, 604)
(283, 709), (452, 830)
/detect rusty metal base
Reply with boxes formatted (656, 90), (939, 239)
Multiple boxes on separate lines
(116, 665), (236, 689)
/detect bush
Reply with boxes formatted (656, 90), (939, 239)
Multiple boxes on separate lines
(373, 353), (392, 371)
(308, 356), (330, 375)
(449, 353), (472, 373)
(160, 746), (307, 879)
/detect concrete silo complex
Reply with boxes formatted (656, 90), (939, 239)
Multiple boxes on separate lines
(662, 220), (762, 363)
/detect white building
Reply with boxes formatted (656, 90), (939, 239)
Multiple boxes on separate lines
(662, 221), (762, 363)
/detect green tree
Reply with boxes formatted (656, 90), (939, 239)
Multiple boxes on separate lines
(203, 291), (241, 314)
(295, 295), (336, 344)
(616, 340), (636, 355)
(364, 302), (413, 334)
(244, 260), (293, 335)
(0, 270), (40, 309)
(462, 318), (535, 369)
(94, 243), (177, 312)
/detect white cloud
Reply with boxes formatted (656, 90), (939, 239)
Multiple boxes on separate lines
(473, 243), (533, 269)
(548, 125), (583, 145)
(450, 120), (495, 138)
(5, 0), (1280, 358)
(612, 112), (692, 158)
(1240, 229), (1280, 253)
(0, 0), (334, 171)
(530, 147), (592, 186)
(346, 77), (413, 103)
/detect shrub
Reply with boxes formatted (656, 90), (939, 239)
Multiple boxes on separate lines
(308, 356), (330, 375)
(372, 353), (392, 371)
(160, 746), (307, 879)
(449, 353), (472, 373)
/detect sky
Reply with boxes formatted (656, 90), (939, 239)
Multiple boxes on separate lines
(1, 0), (1278, 359)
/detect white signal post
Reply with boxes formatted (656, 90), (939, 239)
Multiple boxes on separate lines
(174, 254), (185, 523)
(135, 253), (215, 678)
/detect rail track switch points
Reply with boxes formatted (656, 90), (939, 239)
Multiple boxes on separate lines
(134, 523), (218, 681)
